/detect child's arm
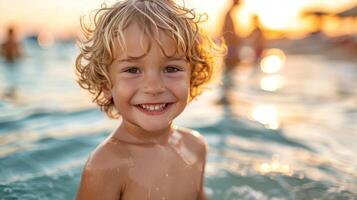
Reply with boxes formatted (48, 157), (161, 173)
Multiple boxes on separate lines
(76, 166), (123, 200)
(76, 164), (123, 200)
(197, 163), (207, 200)
(198, 139), (208, 200)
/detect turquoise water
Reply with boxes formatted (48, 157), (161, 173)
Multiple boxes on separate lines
(0, 41), (356, 199)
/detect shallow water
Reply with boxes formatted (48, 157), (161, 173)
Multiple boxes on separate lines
(0, 41), (356, 199)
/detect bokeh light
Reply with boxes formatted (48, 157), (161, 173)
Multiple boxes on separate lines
(260, 75), (284, 91)
(260, 48), (286, 74)
(251, 105), (280, 129)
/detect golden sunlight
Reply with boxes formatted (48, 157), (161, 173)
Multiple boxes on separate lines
(1, 0), (356, 39)
(244, 0), (303, 30)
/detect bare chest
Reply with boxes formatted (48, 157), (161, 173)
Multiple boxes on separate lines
(121, 145), (203, 200)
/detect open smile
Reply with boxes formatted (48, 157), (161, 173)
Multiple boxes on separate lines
(135, 103), (173, 115)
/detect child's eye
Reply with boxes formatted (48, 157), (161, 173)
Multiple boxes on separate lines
(124, 67), (140, 74)
(163, 66), (181, 73)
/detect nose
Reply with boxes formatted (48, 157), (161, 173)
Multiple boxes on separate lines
(142, 72), (165, 95)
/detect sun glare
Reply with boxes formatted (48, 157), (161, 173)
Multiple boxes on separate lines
(244, 0), (303, 30)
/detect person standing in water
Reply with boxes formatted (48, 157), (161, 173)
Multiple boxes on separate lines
(75, 0), (224, 199)
(249, 14), (265, 65)
(1, 26), (22, 99)
(1, 26), (22, 63)
(218, 0), (241, 104)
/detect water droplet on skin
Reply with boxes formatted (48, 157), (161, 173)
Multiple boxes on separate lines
(156, 187), (159, 191)
(165, 173), (169, 177)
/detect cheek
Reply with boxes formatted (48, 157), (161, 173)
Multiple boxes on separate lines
(111, 79), (137, 108)
(166, 76), (190, 100)
(181, 80), (191, 98)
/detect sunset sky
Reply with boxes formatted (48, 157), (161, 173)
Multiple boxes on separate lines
(0, 0), (356, 39)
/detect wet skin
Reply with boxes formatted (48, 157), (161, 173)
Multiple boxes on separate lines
(76, 23), (207, 200)
(76, 127), (207, 200)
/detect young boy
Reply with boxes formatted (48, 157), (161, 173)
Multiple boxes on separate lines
(75, 0), (223, 199)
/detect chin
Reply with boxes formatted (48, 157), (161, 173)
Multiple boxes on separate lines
(139, 122), (172, 133)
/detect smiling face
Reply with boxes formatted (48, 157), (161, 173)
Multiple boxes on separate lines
(106, 23), (191, 136)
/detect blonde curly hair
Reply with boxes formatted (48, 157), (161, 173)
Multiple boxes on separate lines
(75, 0), (225, 118)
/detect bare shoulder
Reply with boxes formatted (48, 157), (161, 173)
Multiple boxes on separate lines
(85, 137), (131, 171)
(176, 127), (206, 143)
(76, 137), (130, 200)
(176, 127), (208, 156)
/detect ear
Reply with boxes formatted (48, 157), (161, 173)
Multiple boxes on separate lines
(101, 82), (112, 100)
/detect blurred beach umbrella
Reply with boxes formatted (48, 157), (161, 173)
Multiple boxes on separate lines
(302, 10), (331, 17)
(302, 10), (331, 33)
(336, 6), (357, 17)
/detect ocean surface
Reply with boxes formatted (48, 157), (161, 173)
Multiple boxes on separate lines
(0, 40), (356, 199)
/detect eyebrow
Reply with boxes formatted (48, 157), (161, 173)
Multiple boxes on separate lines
(114, 55), (187, 63)
(114, 54), (146, 63)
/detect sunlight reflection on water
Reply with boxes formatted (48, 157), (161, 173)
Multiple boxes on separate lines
(0, 43), (356, 199)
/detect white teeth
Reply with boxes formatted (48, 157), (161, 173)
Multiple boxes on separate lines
(139, 103), (167, 111)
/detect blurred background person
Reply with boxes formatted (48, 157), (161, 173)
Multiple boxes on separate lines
(218, 0), (242, 104)
(1, 26), (22, 63)
(248, 14), (265, 65)
(222, 0), (241, 71)
(1, 26), (23, 99)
